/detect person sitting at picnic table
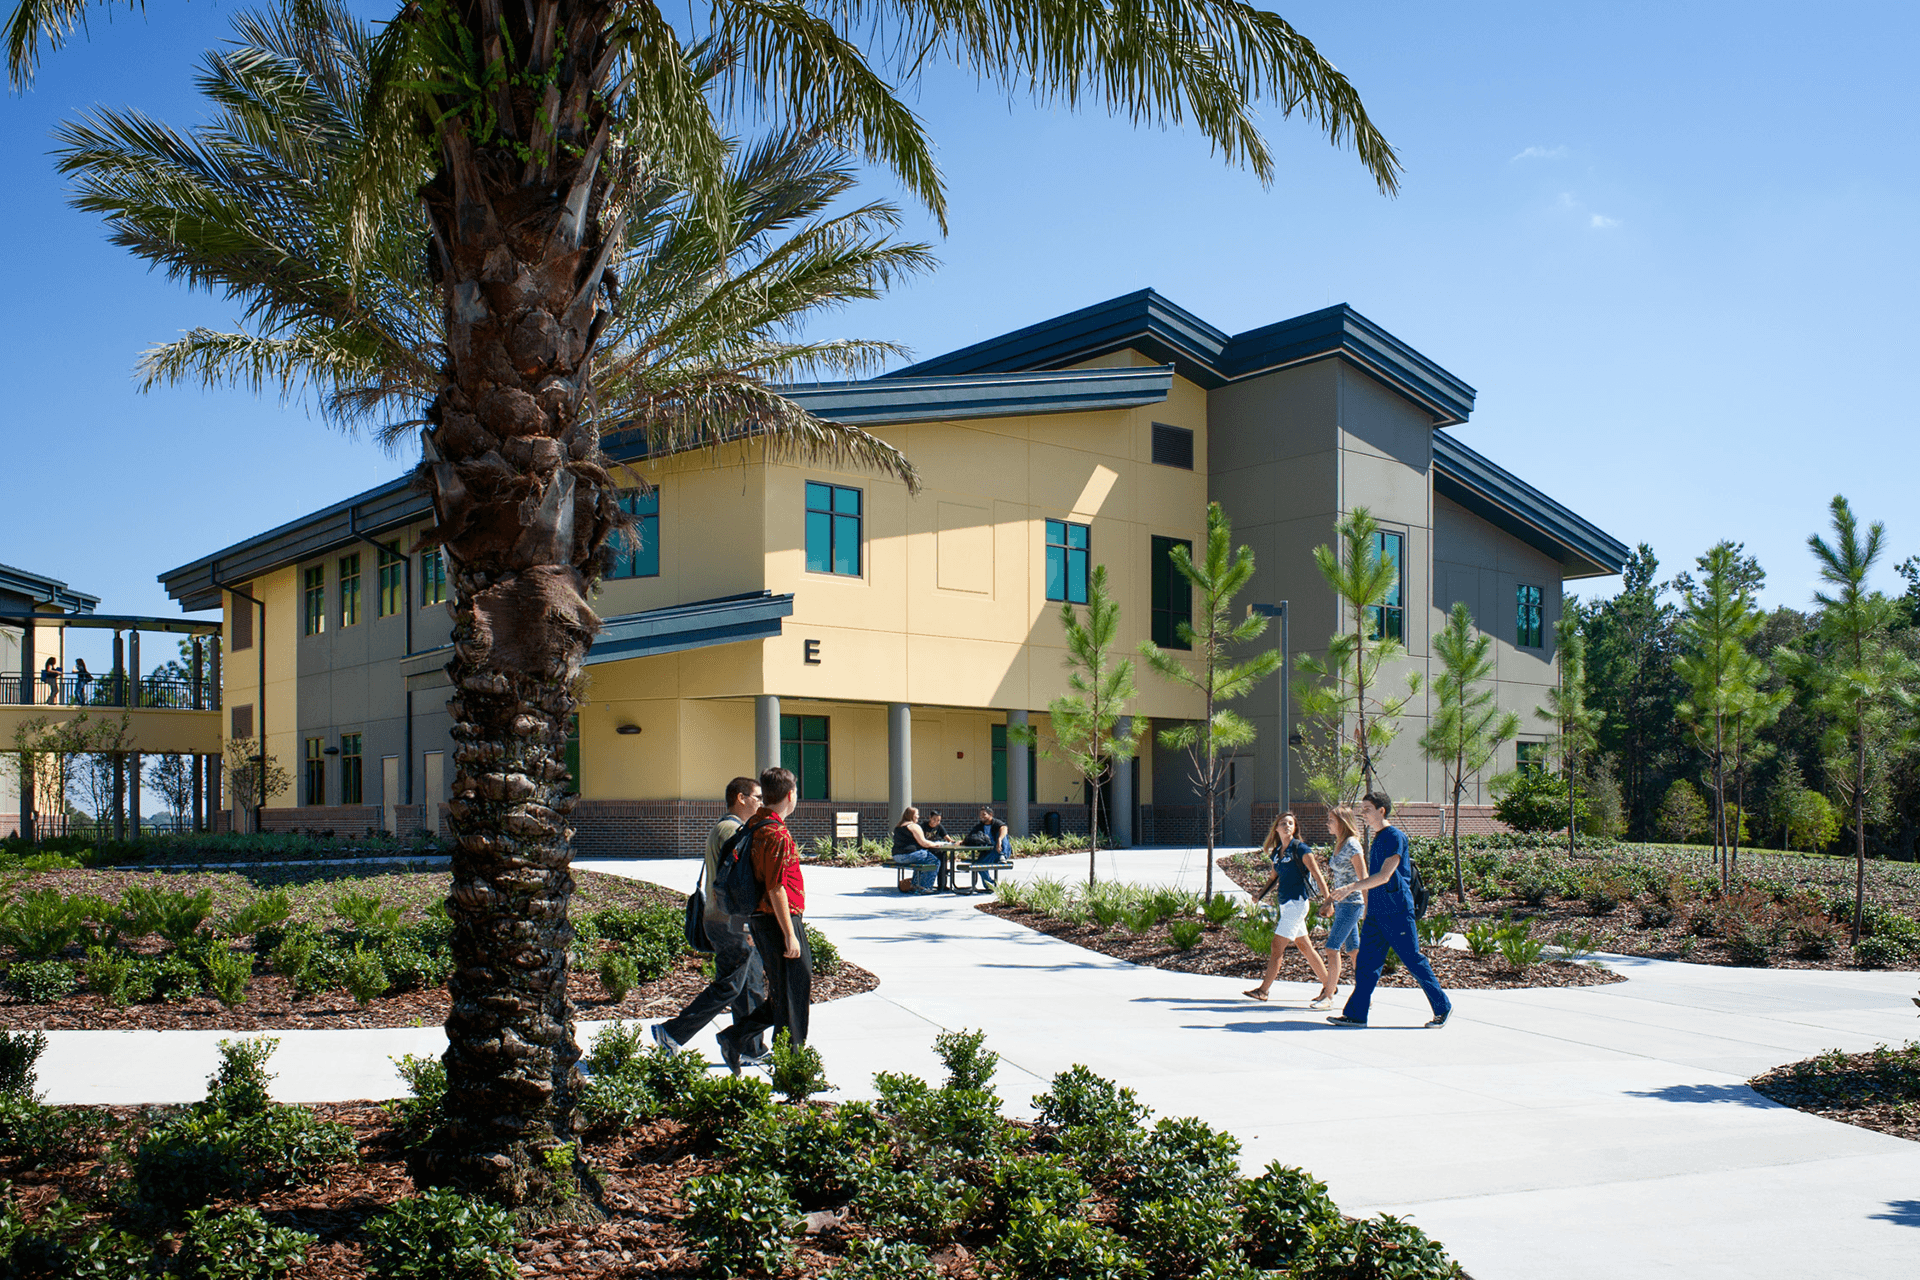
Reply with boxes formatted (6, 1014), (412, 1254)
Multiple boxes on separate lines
(891, 806), (945, 892)
(922, 810), (950, 842)
(961, 807), (1012, 888)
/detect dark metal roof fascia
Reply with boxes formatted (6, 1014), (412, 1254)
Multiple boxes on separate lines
(782, 366), (1175, 424)
(585, 591), (793, 664)
(159, 473), (431, 612)
(888, 289), (1231, 388)
(1219, 305), (1478, 426)
(1431, 432), (1628, 579)
(0, 610), (218, 634)
(0, 563), (100, 614)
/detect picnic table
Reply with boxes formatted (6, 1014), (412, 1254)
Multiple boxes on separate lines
(937, 844), (996, 892)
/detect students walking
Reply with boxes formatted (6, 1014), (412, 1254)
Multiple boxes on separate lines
(1328, 791), (1452, 1029)
(1317, 806), (1369, 1005)
(1244, 811), (1334, 1006)
(717, 766), (811, 1072)
(653, 776), (768, 1062)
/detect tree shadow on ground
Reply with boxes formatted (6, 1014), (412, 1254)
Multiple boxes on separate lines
(1623, 1083), (1777, 1107)
(1869, 1199), (1920, 1228)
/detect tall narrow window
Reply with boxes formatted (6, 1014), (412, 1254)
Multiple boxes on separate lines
(608, 490), (660, 579)
(780, 714), (830, 800)
(1516, 584), (1544, 649)
(304, 738), (326, 805)
(1151, 536), (1194, 649)
(420, 547), (447, 606)
(230, 585), (254, 651)
(378, 543), (404, 617)
(339, 733), (363, 804)
(804, 482), (862, 576)
(1045, 520), (1090, 604)
(339, 553), (361, 627)
(231, 703), (253, 742)
(1366, 531), (1405, 642)
(1516, 741), (1546, 775)
(302, 567), (326, 636)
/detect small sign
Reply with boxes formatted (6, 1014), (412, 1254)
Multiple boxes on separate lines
(803, 639), (822, 665)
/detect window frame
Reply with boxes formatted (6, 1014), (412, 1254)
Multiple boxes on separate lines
(608, 489), (661, 579)
(420, 547), (447, 606)
(1045, 519), (1091, 605)
(1516, 741), (1547, 775)
(338, 553), (361, 627)
(1150, 535), (1194, 650)
(804, 481), (863, 577)
(304, 737), (326, 806)
(230, 585), (254, 651)
(1516, 583), (1544, 649)
(339, 733), (363, 805)
(1365, 530), (1406, 643)
(302, 566), (326, 636)
(377, 543), (404, 618)
(779, 713), (831, 800)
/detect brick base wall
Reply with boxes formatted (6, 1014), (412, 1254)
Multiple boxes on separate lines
(250, 805), (430, 837)
(568, 799), (1092, 859)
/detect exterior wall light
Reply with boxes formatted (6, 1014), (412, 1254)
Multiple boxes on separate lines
(615, 724), (642, 735)
(323, 747), (340, 756)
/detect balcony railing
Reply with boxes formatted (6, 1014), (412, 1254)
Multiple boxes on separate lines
(0, 673), (220, 711)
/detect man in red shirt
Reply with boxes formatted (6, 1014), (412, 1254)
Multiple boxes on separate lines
(716, 766), (811, 1073)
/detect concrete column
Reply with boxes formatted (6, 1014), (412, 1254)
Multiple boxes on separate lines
(192, 753), (204, 832)
(1007, 709), (1030, 839)
(754, 694), (781, 776)
(128, 631), (141, 709)
(887, 702), (912, 823)
(112, 754), (125, 841)
(19, 615), (32, 705)
(111, 632), (124, 707)
(190, 638), (203, 711)
(206, 755), (222, 831)
(129, 753), (141, 835)
(16, 750), (30, 842)
(1110, 717), (1133, 848)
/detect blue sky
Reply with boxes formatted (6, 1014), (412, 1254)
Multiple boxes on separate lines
(5, 0), (1918, 667)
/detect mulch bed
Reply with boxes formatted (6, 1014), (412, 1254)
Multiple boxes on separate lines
(976, 902), (1624, 991)
(1749, 1044), (1920, 1144)
(1216, 853), (1919, 973)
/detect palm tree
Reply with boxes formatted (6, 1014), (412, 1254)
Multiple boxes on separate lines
(23, 0), (1402, 1208)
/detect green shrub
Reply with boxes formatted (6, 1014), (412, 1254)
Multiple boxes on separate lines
(363, 1188), (519, 1280)
(990, 1209), (1144, 1280)
(578, 1071), (656, 1132)
(148, 951), (206, 1003)
(268, 925), (327, 996)
(377, 922), (453, 991)
(1119, 1117), (1241, 1219)
(1551, 929), (1599, 962)
(1127, 1193), (1241, 1276)
(1415, 913), (1455, 947)
(586, 1020), (647, 1075)
(682, 1172), (797, 1278)
(768, 1030), (833, 1103)
(223, 890), (293, 941)
(585, 906), (682, 981)
(152, 888), (217, 947)
(0, 1031), (45, 1097)
(1202, 894), (1239, 925)
(6, 960), (77, 1004)
(675, 1073), (774, 1150)
(1726, 923), (1773, 967)
(339, 943), (391, 1004)
(826, 1238), (940, 1280)
(0, 1197), (151, 1278)
(332, 890), (403, 934)
(806, 925), (841, 975)
(81, 945), (151, 1006)
(389, 1054), (446, 1140)
(1463, 921), (1501, 959)
(1237, 1161), (1339, 1269)
(1581, 873), (1631, 915)
(1236, 912), (1275, 954)
(0, 1094), (110, 1168)
(1636, 900), (1676, 928)
(1498, 928), (1546, 972)
(172, 1203), (315, 1279)
(629, 1042), (707, 1107)
(884, 1084), (1010, 1173)
(596, 950), (639, 1002)
(1033, 1065), (1149, 1177)
(1090, 898), (1127, 929)
(201, 944), (254, 1007)
(725, 1107), (873, 1209)
(1304, 1213), (1464, 1280)
(856, 1165), (981, 1245)
(0, 889), (96, 959)
(1493, 769), (1583, 835)
(934, 1028), (998, 1094)
(985, 1153), (1091, 1227)
(1855, 935), (1914, 968)
(1168, 920), (1204, 951)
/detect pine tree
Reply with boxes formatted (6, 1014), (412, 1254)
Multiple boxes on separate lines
(1538, 629), (1602, 858)
(1419, 602), (1519, 899)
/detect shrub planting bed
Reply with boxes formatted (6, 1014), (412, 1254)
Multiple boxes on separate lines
(2, 831), (448, 868)
(1218, 836), (1920, 972)
(0, 868), (873, 1031)
(980, 878), (1623, 992)
(804, 833), (1107, 868)
(1749, 1036), (1920, 1144)
(0, 1028), (1472, 1278)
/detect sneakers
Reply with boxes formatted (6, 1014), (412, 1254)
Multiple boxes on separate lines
(1308, 995), (1334, 1011)
(1326, 1015), (1368, 1028)
(715, 1030), (743, 1075)
(1426, 1011), (1451, 1029)
(741, 1045), (771, 1067)
(650, 1024), (683, 1055)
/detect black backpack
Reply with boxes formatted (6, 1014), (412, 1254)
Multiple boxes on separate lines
(1408, 857), (1431, 920)
(715, 816), (766, 917)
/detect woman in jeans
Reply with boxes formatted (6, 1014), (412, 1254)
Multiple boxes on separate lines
(1316, 806), (1369, 1006)
(1244, 811), (1334, 1006)
(890, 806), (945, 892)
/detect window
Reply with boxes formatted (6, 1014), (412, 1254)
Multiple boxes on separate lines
(304, 738), (326, 805)
(230, 584), (253, 651)
(1151, 422), (1194, 470)
(1366, 531), (1405, 642)
(1517, 583), (1544, 649)
(1045, 520), (1090, 604)
(231, 703), (254, 742)
(339, 733), (363, 804)
(378, 543), (404, 617)
(1151, 536), (1194, 649)
(609, 490), (660, 579)
(804, 482), (862, 576)
(1516, 741), (1546, 775)
(339, 553), (361, 627)
(780, 714), (830, 800)
(420, 547), (447, 606)
(303, 567), (326, 636)
(991, 723), (1039, 804)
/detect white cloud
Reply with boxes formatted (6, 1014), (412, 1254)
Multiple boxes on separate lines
(1590, 213), (1620, 229)
(1512, 145), (1569, 162)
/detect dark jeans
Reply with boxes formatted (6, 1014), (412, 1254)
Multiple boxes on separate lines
(1341, 907), (1451, 1024)
(660, 912), (765, 1056)
(723, 911), (812, 1051)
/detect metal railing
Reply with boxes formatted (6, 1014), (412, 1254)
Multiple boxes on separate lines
(0, 673), (220, 711)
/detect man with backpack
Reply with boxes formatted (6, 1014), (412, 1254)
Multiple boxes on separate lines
(653, 776), (769, 1062)
(1326, 790), (1453, 1030)
(716, 766), (811, 1073)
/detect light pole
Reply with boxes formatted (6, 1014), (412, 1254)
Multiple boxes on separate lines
(1250, 602), (1289, 819)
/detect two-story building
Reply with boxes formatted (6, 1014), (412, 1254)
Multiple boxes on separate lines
(158, 290), (1627, 851)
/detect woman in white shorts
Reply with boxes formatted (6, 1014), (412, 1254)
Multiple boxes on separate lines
(1244, 811), (1335, 1007)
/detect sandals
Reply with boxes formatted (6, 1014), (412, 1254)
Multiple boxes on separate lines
(1243, 988), (1270, 1002)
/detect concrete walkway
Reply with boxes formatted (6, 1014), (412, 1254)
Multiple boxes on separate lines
(38, 848), (1920, 1279)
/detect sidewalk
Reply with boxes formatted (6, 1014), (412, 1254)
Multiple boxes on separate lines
(39, 848), (1920, 1280)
